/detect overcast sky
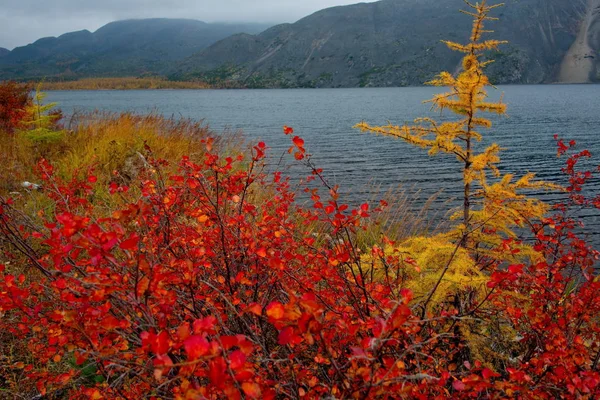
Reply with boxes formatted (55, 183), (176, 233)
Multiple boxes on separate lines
(0, 0), (377, 50)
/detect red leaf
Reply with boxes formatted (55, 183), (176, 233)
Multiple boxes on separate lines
(229, 350), (246, 369)
(119, 235), (139, 250)
(184, 335), (210, 361)
(292, 136), (304, 147)
(193, 316), (216, 334)
(209, 357), (227, 387)
(453, 380), (466, 391)
(278, 326), (296, 345)
(482, 367), (499, 380)
(152, 331), (170, 355)
(283, 125), (294, 135)
(508, 264), (524, 274)
(220, 335), (239, 349)
(235, 371), (254, 382)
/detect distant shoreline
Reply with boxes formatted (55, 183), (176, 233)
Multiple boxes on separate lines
(35, 77), (599, 91)
(38, 77), (212, 91)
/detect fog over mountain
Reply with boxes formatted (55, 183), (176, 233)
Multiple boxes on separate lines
(0, 0), (371, 50)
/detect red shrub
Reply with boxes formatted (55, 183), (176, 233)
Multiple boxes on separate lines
(0, 133), (599, 399)
(0, 81), (32, 133)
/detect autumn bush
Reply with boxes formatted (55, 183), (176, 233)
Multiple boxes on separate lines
(1, 1), (600, 399)
(0, 80), (31, 134)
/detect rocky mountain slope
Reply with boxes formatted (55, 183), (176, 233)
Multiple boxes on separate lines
(0, 48), (9, 58)
(2, 0), (597, 86)
(174, 0), (596, 87)
(0, 20), (271, 80)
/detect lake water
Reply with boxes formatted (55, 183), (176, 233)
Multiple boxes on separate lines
(47, 86), (600, 243)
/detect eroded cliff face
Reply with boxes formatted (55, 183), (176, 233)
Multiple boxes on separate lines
(558, 0), (600, 83)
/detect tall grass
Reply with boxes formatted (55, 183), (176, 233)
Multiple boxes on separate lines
(357, 184), (453, 246)
(0, 112), (244, 214)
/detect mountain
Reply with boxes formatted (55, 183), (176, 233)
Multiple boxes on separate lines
(173, 0), (598, 87)
(0, 48), (9, 58)
(0, 19), (272, 80)
(3, 0), (598, 86)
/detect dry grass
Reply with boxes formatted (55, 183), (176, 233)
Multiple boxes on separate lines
(59, 112), (214, 180)
(39, 77), (211, 90)
(287, 181), (451, 256)
(356, 184), (453, 247)
(0, 112), (244, 218)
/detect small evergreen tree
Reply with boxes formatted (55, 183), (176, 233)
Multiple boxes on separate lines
(19, 85), (65, 145)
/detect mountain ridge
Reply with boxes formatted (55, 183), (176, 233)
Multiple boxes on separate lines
(0, 19), (272, 80)
(173, 0), (598, 87)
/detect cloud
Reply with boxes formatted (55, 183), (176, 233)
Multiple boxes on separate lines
(0, 0), (372, 49)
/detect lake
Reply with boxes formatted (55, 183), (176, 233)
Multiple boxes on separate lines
(47, 85), (600, 242)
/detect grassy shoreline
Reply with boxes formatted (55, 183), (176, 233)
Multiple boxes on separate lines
(38, 77), (211, 90)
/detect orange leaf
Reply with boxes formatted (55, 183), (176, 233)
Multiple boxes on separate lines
(242, 382), (262, 399)
(205, 137), (214, 152)
(256, 247), (267, 258)
(245, 303), (262, 316)
(266, 302), (285, 320)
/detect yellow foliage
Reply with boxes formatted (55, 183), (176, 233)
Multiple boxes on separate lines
(362, 235), (487, 304)
(57, 113), (215, 182)
(356, 1), (560, 323)
(356, 0), (555, 247)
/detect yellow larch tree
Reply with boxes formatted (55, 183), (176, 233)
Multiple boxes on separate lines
(356, 1), (558, 316)
(355, 1), (562, 368)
